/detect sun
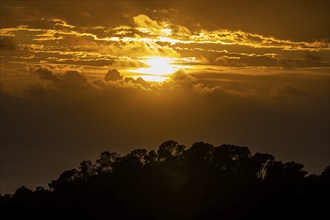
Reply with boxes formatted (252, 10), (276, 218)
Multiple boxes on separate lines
(142, 57), (175, 75)
(132, 57), (178, 82)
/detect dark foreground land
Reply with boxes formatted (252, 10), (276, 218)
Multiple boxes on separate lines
(1, 141), (329, 219)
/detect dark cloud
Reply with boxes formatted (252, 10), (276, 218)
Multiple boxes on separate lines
(270, 83), (308, 98)
(170, 69), (197, 83)
(276, 59), (297, 70)
(134, 77), (149, 88)
(62, 71), (88, 85)
(0, 5), (40, 27)
(27, 84), (48, 97)
(305, 51), (323, 62)
(105, 69), (123, 82)
(36, 68), (60, 83)
(211, 55), (279, 68)
(36, 68), (90, 88)
(0, 37), (16, 50)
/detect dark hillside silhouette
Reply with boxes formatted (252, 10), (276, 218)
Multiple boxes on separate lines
(1, 141), (329, 219)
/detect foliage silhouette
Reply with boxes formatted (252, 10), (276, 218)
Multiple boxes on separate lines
(1, 141), (329, 219)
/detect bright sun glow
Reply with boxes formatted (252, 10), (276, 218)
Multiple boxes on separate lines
(132, 57), (178, 82)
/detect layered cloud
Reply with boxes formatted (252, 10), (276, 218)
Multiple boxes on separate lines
(1, 4), (329, 82)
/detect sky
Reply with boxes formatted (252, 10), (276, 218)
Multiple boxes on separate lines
(0, 0), (329, 194)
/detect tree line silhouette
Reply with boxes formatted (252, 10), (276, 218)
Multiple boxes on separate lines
(1, 141), (329, 219)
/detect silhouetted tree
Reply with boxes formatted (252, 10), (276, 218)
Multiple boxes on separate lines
(1, 140), (328, 220)
(48, 169), (79, 192)
(144, 149), (158, 165)
(96, 151), (118, 173)
(13, 186), (33, 201)
(157, 140), (185, 161)
(78, 160), (95, 180)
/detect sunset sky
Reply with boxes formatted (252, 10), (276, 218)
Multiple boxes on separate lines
(1, 0), (329, 193)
